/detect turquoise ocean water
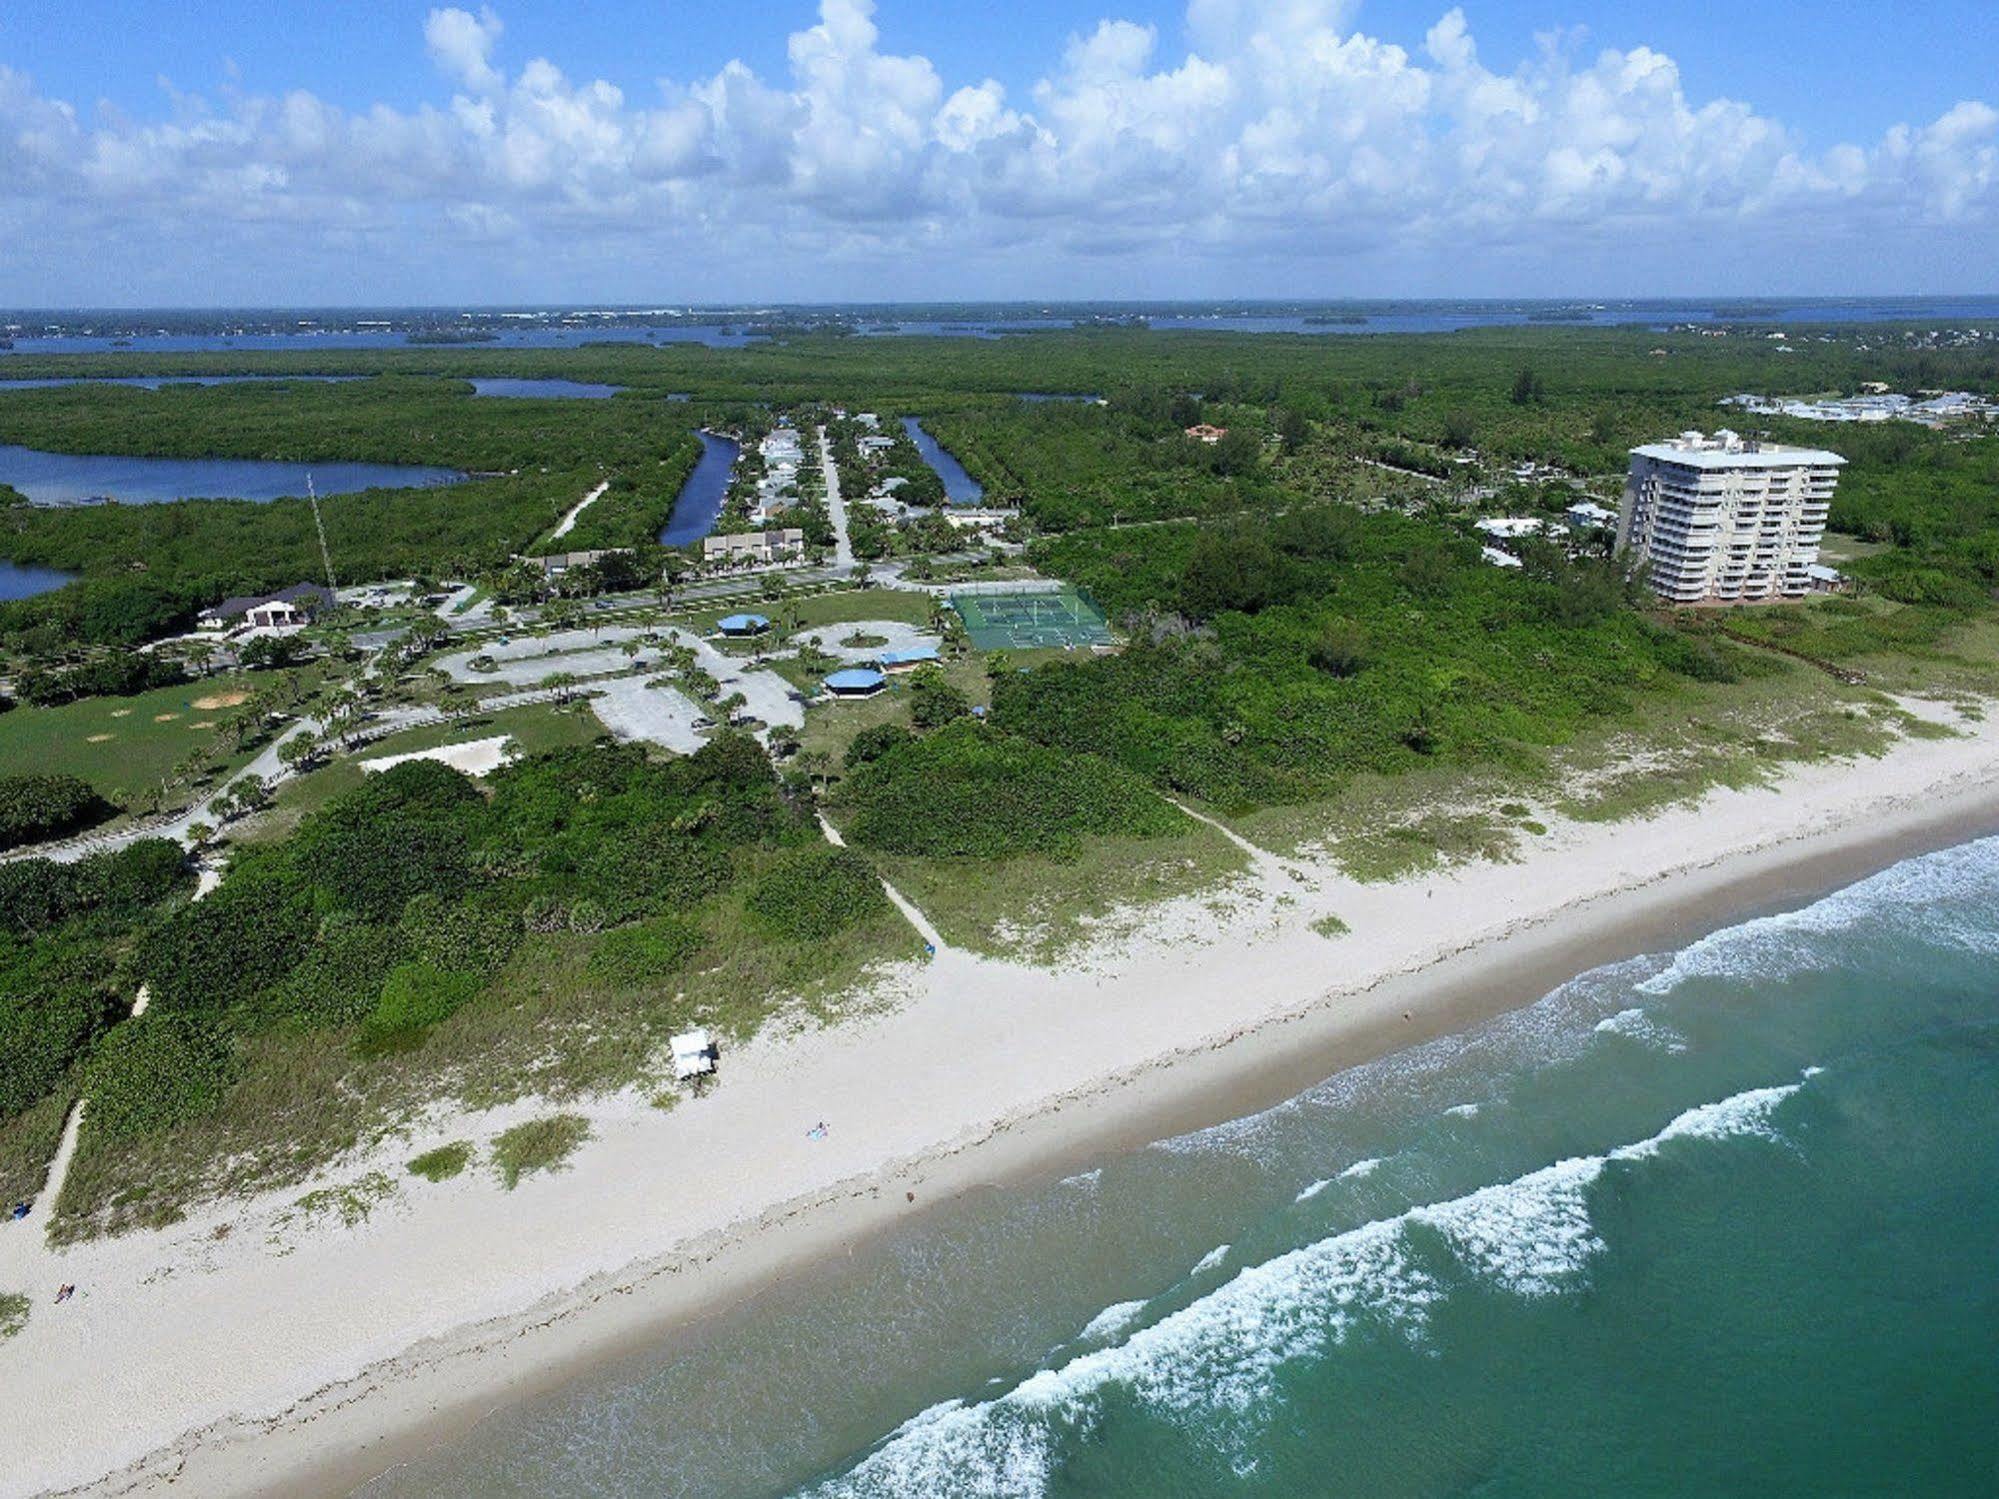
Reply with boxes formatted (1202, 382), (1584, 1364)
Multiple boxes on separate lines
(363, 837), (1999, 1498)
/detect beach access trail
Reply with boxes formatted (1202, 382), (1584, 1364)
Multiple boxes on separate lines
(546, 480), (610, 543)
(10, 711), (1999, 1499)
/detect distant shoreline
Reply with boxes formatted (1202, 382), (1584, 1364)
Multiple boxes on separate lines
(14, 714), (1999, 1499)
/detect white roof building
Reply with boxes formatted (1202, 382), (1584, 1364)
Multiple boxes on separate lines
(1619, 431), (1844, 605)
(1475, 516), (1547, 540)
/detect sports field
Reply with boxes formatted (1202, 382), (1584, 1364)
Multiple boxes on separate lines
(949, 588), (1114, 651)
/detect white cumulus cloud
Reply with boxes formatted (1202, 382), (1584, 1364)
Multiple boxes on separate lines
(0, 0), (1992, 300)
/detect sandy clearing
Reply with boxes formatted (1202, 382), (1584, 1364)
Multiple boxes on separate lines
(359, 736), (516, 779)
(191, 690), (252, 711)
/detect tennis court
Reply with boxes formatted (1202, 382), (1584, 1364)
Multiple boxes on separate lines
(949, 588), (1115, 650)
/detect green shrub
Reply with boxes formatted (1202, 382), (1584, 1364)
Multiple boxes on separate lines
(839, 720), (1186, 859)
(134, 867), (318, 1020)
(907, 666), (970, 729)
(292, 762), (480, 922)
(492, 1113), (590, 1189)
(845, 722), (912, 769)
(85, 1015), (237, 1141)
(743, 847), (890, 941)
(0, 980), (123, 1122)
(257, 919), (408, 1029)
(0, 1291), (27, 1341)
(0, 840), (189, 937)
(407, 1141), (473, 1182)
(588, 914), (704, 986)
(398, 895), (521, 978)
(1306, 620), (1370, 678)
(357, 963), (482, 1054)
(0, 773), (113, 851)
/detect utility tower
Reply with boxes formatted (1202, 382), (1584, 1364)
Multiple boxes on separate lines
(306, 474), (338, 593)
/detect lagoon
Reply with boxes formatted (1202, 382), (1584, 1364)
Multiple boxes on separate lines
(470, 378), (624, 400)
(900, 417), (984, 505)
(0, 558), (78, 601)
(0, 444), (466, 506)
(659, 431), (741, 545)
(0, 375), (361, 392)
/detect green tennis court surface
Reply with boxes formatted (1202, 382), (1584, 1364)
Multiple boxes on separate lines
(949, 589), (1114, 650)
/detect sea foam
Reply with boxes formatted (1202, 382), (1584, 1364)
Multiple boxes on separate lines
(801, 1079), (1807, 1498)
(1593, 1007), (1689, 1052)
(1077, 1300), (1147, 1343)
(1640, 835), (1999, 996)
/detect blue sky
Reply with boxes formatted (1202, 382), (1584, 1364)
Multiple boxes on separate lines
(7, 0), (1995, 144)
(1, 0), (1994, 303)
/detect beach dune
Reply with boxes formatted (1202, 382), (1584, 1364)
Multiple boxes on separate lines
(6, 713), (1999, 1499)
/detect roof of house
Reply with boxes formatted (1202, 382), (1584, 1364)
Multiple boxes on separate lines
(825, 667), (886, 691)
(717, 612), (771, 632)
(878, 645), (941, 667)
(202, 582), (334, 619)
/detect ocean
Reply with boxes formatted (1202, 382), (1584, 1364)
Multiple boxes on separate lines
(360, 836), (1999, 1498)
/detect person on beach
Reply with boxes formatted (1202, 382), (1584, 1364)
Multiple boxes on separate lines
(54, 1284), (74, 1303)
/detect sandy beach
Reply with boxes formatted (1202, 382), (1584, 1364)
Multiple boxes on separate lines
(7, 709), (1999, 1499)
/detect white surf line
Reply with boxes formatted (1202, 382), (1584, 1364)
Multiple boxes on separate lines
(817, 813), (948, 952)
(547, 479), (611, 542)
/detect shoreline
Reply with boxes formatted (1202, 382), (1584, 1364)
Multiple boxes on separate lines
(13, 717), (1999, 1499)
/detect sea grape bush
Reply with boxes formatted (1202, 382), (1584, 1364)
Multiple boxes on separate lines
(837, 718), (1187, 860)
(0, 773), (114, 851)
(743, 847), (889, 941)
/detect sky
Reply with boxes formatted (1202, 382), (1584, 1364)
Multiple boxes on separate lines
(1, 0), (1995, 306)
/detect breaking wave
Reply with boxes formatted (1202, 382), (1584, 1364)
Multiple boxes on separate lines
(1077, 1300), (1147, 1343)
(1640, 835), (1999, 995)
(1593, 1007), (1689, 1052)
(799, 1079), (1807, 1498)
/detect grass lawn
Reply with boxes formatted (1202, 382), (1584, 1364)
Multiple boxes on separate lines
(684, 586), (936, 635)
(796, 655), (993, 765)
(0, 671), (292, 807)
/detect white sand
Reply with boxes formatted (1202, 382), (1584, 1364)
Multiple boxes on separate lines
(6, 714), (1999, 1498)
(359, 736), (516, 779)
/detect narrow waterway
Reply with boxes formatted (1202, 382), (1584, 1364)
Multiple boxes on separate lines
(899, 417), (984, 505)
(659, 430), (742, 545)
